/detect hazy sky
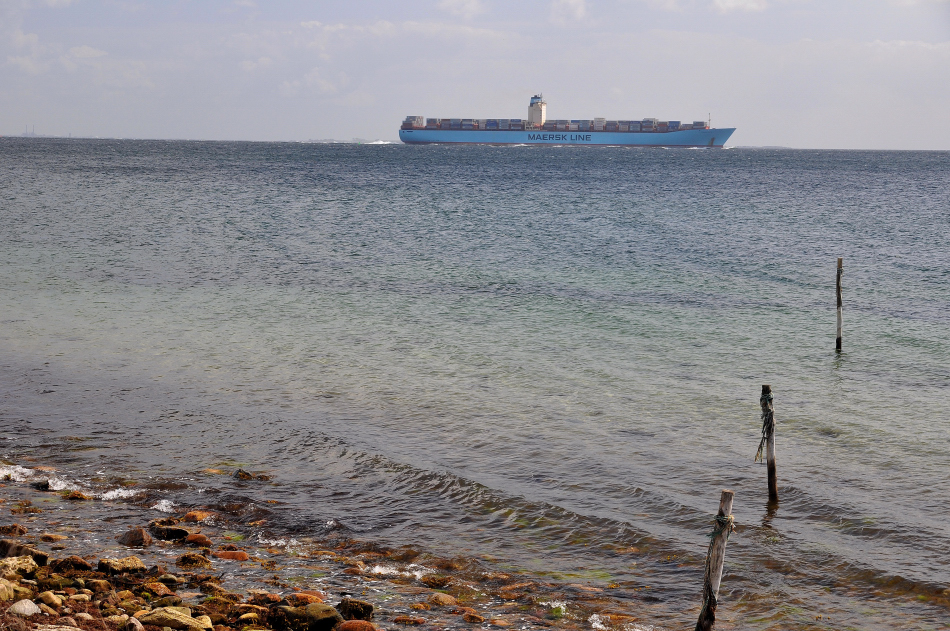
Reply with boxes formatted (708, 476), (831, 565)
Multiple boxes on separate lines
(2, 0), (949, 148)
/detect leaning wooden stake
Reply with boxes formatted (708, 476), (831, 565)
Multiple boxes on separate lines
(695, 490), (735, 631)
(755, 385), (778, 503)
(836, 257), (843, 352)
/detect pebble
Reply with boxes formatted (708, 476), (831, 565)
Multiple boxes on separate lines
(337, 598), (374, 621)
(38, 590), (64, 607)
(75, 613), (95, 621)
(463, 613), (486, 624)
(40, 533), (68, 542)
(183, 511), (214, 522)
(212, 550), (249, 561)
(9, 598), (42, 616)
(175, 553), (211, 569)
(392, 616), (425, 625)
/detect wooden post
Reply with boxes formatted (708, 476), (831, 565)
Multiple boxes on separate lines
(758, 385), (778, 503)
(695, 490), (735, 631)
(836, 258), (843, 352)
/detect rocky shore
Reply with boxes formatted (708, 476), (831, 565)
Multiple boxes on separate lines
(1, 465), (655, 631)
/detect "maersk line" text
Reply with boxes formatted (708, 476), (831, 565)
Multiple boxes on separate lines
(526, 133), (593, 142)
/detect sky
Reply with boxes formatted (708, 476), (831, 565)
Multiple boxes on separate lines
(2, 0), (949, 148)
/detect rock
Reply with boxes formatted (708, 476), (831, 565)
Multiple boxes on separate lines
(125, 618), (145, 631)
(38, 590), (64, 607)
(12, 584), (34, 600)
(237, 613), (260, 624)
(38, 602), (58, 616)
(98, 556), (146, 574)
(138, 607), (206, 631)
(410, 603), (429, 611)
(233, 469), (254, 480)
(185, 534), (212, 547)
(117, 528), (153, 548)
(194, 616), (213, 629)
(106, 615), (130, 625)
(427, 593), (457, 607)
(212, 550), (249, 562)
(183, 511), (213, 523)
(58, 617), (79, 628)
(284, 593), (323, 606)
(157, 574), (183, 586)
(37, 573), (76, 591)
(337, 621), (376, 631)
(175, 553), (211, 570)
(63, 491), (93, 501)
(207, 613), (228, 625)
(463, 613), (486, 624)
(149, 519), (190, 541)
(40, 534), (68, 542)
(230, 604), (268, 617)
(87, 579), (113, 592)
(0, 556), (39, 579)
(34, 626), (84, 631)
(145, 582), (175, 597)
(153, 596), (184, 608)
(50, 556), (93, 572)
(68, 593), (91, 602)
(0, 524), (28, 536)
(336, 598), (374, 621)
(0, 541), (48, 566)
(392, 616), (425, 626)
(75, 613), (94, 621)
(419, 575), (451, 589)
(488, 621), (510, 628)
(9, 598), (42, 616)
(0, 578), (14, 601)
(271, 603), (344, 631)
(248, 591), (281, 606)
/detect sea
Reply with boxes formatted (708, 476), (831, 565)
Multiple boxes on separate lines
(1, 139), (948, 630)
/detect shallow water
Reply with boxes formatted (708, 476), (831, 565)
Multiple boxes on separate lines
(1, 139), (949, 629)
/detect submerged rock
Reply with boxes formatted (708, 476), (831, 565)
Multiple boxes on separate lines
(427, 593), (457, 607)
(183, 511), (214, 523)
(149, 519), (190, 541)
(232, 469), (254, 480)
(184, 534), (212, 547)
(0, 524), (28, 536)
(117, 528), (153, 548)
(39, 534), (68, 542)
(336, 621), (376, 631)
(212, 550), (249, 562)
(337, 598), (374, 621)
(175, 553), (211, 569)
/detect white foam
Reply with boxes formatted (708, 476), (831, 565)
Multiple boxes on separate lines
(589, 614), (608, 630)
(369, 563), (430, 579)
(0, 464), (36, 482)
(47, 478), (82, 492)
(102, 488), (140, 500)
(151, 499), (177, 512)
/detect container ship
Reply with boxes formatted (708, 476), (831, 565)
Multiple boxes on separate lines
(399, 95), (734, 147)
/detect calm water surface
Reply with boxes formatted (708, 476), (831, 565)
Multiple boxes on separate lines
(1, 139), (949, 629)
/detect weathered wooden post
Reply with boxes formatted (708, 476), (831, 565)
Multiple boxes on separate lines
(836, 257), (843, 352)
(695, 490), (735, 631)
(755, 385), (778, 503)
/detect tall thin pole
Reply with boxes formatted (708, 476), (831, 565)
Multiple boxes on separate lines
(836, 258), (843, 352)
(756, 385), (778, 503)
(695, 490), (735, 631)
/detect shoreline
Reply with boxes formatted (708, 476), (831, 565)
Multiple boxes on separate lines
(1, 461), (658, 631)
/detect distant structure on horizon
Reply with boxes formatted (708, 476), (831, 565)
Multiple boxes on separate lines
(399, 94), (734, 147)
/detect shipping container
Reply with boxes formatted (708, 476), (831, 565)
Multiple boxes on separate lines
(629, 122), (641, 132)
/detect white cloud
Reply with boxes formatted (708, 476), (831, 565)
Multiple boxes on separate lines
(713, 0), (768, 11)
(69, 45), (107, 58)
(439, 0), (487, 19)
(240, 56), (272, 71)
(550, 0), (588, 24)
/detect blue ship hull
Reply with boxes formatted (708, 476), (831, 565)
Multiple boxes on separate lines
(399, 127), (735, 147)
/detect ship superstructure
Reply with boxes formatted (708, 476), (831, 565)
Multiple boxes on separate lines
(399, 95), (734, 147)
